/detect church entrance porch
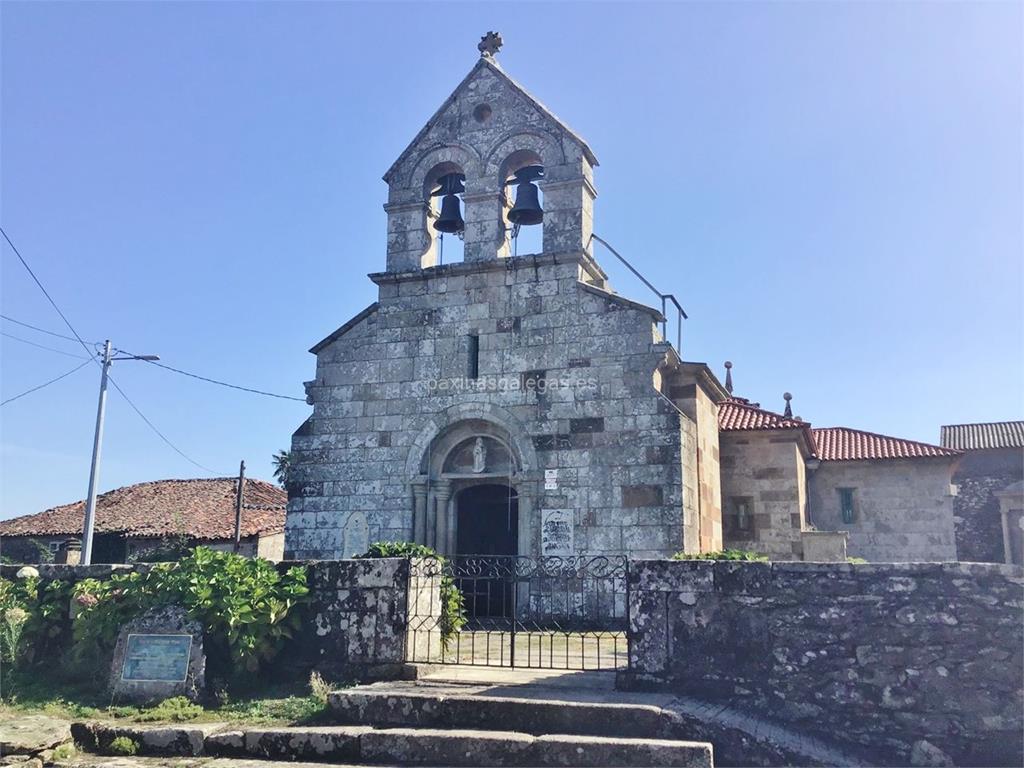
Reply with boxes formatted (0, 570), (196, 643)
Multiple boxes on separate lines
(405, 555), (629, 671)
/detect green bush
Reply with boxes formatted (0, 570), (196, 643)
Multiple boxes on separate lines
(106, 736), (139, 756)
(672, 549), (769, 562)
(71, 548), (309, 680)
(0, 576), (72, 668)
(356, 541), (466, 648)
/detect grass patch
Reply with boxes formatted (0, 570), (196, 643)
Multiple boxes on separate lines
(106, 736), (139, 756)
(0, 669), (338, 726)
(672, 549), (769, 562)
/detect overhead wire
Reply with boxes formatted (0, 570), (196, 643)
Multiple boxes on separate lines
(1, 226), (223, 474)
(1, 331), (94, 360)
(1, 359), (93, 406)
(0, 226), (99, 361)
(127, 355), (306, 402)
(0, 313), (98, 345)
(106, 374), (226, 475)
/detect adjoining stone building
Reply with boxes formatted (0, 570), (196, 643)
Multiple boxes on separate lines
(0, 478), (286, 564)
(718, 395), (961, 561)
(941, 421), (1024, 562)
(285, 39), (972, 564)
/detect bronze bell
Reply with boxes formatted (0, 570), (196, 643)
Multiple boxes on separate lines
(432, 173), (465, 234)
(507, 165), (544, 226)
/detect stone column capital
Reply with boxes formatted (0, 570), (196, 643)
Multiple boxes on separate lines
(411, 478), (429, 498)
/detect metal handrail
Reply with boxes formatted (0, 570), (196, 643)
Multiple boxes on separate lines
(589, 234), (687, 352)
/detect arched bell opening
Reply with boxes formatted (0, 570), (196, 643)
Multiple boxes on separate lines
(500, 149), (545, 257)
(424, 161), (466, 264)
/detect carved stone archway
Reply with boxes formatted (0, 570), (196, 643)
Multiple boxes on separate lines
(407, 412), (536, 556)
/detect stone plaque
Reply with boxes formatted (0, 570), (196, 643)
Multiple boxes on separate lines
(110, 605), (204, 704)
(342, 510), (369, 558)
(541, 508), (574, 556)
(544, 469), (558, 490)
(121, 634), (192, 682)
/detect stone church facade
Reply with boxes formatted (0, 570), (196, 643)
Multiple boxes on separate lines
(285, 40), (968, 564)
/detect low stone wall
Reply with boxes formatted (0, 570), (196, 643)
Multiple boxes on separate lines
(621, 560), (1024, 767)
(0, 557), (431, 681)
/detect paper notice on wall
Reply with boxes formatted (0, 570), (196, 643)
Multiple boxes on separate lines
(541, 508), (573, 556)
(544, 469), (558, 490)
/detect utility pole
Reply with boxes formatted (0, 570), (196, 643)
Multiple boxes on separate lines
(80, 340), (160, 565)
(233, 460), (246, 553)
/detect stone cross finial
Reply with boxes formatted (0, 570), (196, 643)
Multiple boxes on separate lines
(478, 31), (503, 57)
(783, 392), (793, 419)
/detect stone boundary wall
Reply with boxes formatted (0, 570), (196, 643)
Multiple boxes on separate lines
(0, 557), (429, 681)
(620, 560), (1024, 767)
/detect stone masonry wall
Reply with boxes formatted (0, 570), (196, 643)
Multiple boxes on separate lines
(719, 431), (807, 559)
(622, 559), (1024, 767)
(809, 458), (958, 562)
(952, 448), (1023, 563)
(287, 252), (689, 560)
(0, 558), (425, 681)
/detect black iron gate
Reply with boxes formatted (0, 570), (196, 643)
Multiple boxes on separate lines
(405, 555), (629, 670)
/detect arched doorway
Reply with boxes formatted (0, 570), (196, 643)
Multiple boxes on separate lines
(455, 484), (518, 620)
(456, 484), (518, 557)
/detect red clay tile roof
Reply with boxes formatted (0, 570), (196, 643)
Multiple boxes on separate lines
(940, 421), (1024, 451)
(812, 427), (960, 461)
(0, 478), (285, 539)
(718, 398), (809, 431)
(719, 398), (960, 462)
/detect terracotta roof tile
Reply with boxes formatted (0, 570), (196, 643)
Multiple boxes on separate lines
(718, 398), (809, 431)
(812, 428), (960, 461)
(0, 478), (285, 539)
(940, 421), (1024, 451)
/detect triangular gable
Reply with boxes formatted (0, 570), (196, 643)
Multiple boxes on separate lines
(383, 56), (597, 183)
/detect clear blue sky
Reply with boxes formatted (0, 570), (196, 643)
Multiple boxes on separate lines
(2, 1), (1021, 519)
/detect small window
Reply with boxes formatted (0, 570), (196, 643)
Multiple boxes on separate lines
(730, 497), (752, 532)
(467, 334), (480, 379)
(839, 488), (856, 524)
(47, 541), (62, 553)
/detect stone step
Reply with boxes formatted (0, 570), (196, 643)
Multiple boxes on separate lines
(212, 725), (713, 767)
(328, 685), (677, 739)
(72, 721), (713, 767)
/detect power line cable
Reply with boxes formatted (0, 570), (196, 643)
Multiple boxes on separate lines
(1, 359), (93, 406)
(0, 313), (98, 345)
(1, 227), (224, 476)
(106, 373), (226, 475)
(123, 354), (306, 402)
(0, 226), (98, 361)
(1, 331), (93, 360)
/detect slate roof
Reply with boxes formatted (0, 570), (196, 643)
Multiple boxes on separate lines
(940, 421), (1024, 451)
(812, 427), (960, 462)
(0, 478), (285, 539)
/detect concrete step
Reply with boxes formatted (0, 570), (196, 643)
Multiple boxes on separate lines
(328, 684), (677, 740)
(73, 721), (713, 767)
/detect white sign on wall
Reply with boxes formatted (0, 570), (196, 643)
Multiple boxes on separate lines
(544, 469), (558, 490)
(541, 508), (574, 556)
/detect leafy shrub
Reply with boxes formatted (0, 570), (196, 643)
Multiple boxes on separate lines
(847, 556), (868, 564)
(106, 737), (139, 756)
(71, 548), (309, 680)
(672, 549), (769, 562)
(135, 696), (203, 722)
(51, 743), (76, 761)
(0, 576), (72, 668)
(356, 541), (466, 648)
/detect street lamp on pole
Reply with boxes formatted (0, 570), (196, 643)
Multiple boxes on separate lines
(80, 340), (159, 565)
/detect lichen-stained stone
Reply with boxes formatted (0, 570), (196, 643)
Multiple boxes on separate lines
(623, 559), (1024, 768)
